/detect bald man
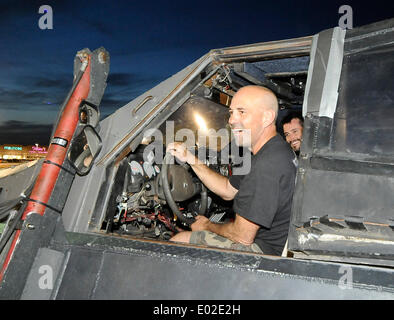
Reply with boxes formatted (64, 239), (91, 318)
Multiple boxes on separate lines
(167, 86), (297, 255)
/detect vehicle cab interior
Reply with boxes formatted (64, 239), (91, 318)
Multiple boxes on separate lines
(82, 40), (311, 254)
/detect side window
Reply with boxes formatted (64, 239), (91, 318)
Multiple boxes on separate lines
(331, 30), (394, 158)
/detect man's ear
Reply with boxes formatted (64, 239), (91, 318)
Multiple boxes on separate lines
(262, 110), (276, 127)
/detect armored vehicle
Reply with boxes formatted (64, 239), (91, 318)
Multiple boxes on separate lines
(0, 18), (393, 300)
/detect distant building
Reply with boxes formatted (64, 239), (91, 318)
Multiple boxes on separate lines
(0, 144), (48, 161)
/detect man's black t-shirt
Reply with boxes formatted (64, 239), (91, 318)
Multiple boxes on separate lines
(229, 135), (297, 255)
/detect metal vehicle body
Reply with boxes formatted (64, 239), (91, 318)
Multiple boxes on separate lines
(0, 18), (393, 299)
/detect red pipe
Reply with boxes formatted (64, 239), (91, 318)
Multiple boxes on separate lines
(0, 55), (92, 281)
(22, 58), (91, 218)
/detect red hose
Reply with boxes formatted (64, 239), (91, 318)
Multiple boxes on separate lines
(0, 55), (92, 281)
(22, 59), (91, 218)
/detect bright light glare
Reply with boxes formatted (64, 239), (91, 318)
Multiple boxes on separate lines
(194, 113), (208, 132)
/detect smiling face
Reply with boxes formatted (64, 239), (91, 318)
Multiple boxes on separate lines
(228, 86), (278, 154)
(229, 98), (263, 150)
(283, 118), (303, 152)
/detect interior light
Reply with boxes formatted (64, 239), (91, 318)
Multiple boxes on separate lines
(194, 113), (208, 132)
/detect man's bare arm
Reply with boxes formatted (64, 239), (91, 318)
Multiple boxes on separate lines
(167, 142), (238, 201)
(190, 161), (238, 201)
(192, 214), (260, 245)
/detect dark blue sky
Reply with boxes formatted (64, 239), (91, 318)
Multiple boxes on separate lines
(0, 0), (392, 145)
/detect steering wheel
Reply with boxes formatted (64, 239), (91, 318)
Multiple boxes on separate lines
(161, 153), (208, 225)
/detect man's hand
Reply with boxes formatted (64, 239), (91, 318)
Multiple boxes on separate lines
(190, 215), (210, 231)
(166, 142), (196, 164)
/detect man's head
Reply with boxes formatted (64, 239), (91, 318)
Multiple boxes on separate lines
(281, 112), (304, 153)
(229, 86), (278, 154)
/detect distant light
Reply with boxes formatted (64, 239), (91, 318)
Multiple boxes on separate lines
(4, 146), (22, 150)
